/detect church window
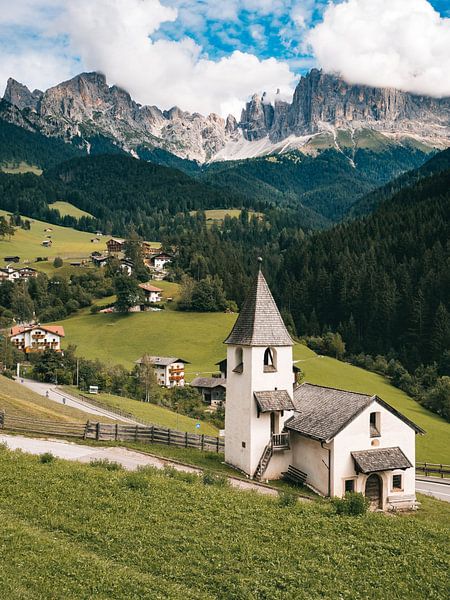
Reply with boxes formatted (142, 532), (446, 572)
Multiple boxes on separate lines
(344, 479), (355, 493)
(263, 347), (277, 372)
(370, 412), (381, 437)
(392, 474), (402, 490)
(233, 347), (243, 373)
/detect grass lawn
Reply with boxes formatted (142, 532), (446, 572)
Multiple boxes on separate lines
(50, 201), (94, 219)
(0, 447), (447, 599)
(0, 209), (107, 268)
(62, 387), (219, 436)
(0, 161), (42, 175)
(0, 375), (108, 423)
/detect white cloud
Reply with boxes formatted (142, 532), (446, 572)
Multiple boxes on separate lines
(308, 0), (450, 97)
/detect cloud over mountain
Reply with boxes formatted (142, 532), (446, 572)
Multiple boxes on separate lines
(308, 0), (450, 98)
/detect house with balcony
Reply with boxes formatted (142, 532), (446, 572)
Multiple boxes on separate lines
(138, 282), (163, 304)
(135, 356), (189, 387)
(223, 263), (423, 511)
(10, 324), (65, 354)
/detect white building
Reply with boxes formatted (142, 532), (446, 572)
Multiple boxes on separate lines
(139, 282), (163, 303)
(135, 356), (189, 387)
(10, 324), (65, 354)
(224, 265), (423, 511)
(151, 253), (172, 271)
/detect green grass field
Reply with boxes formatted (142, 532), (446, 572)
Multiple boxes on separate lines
(0, 375), (108, 423)
(0, 447), (447, 599)
(50, 201), (94, 219)
(0, 209), (107, 268)
(56, 310), (450, 463)
(0, 161), (42, 175)
(63, 387), (218, 435)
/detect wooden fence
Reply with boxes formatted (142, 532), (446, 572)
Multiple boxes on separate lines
(0, 411), (224, 453)
(415, 462), (450, 478)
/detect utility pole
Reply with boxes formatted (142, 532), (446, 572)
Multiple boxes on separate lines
(76, 358), (79, 388)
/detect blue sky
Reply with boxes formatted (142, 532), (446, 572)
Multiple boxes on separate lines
(0, 0), (449, 116)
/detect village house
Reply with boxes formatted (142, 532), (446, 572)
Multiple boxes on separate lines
(91, 255), (109, 267)
(191, 377), (226, 407)
(135, 356), (189, 387)
(223, 264), (423, 511)
(106, 238), (126, 254)
(10, 324), (65, 354)
(119, 258), (133, 276)
(139, 282), (163, 304)
(151, 252), (173, 271)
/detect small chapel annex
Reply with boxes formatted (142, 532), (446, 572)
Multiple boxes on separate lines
(223, 264), (424, 511)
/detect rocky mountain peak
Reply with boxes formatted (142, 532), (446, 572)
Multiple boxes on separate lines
(3, 78), (42, 111)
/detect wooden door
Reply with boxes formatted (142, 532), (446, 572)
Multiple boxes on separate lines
(365, 474), (382, 509)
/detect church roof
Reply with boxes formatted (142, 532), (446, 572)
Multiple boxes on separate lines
(286, 383), (423, 442)
(351, 447), (413, 473)
(224, 269), (293, 346)
(254, 390), (295, 413)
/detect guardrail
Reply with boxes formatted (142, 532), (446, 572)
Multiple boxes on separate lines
(416, 462), (450, 478)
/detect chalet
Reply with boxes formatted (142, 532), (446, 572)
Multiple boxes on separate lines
(142, 242), (162, 258)
(223, 264), (423, 511)
(0, 267), (20, 282)
(151, 253), (172, 271)
(139, 282), (163, 303)
(10, 324), (65, 354)
(3, 256), (20, 263)
(41, 240), (52, 247)
(135, 356), (189, 387)
(17, 267), (38, 279)
(106, 238), (126, 254)
(191, 377), (226, 407)
(120, 258), (133, 276)
(92, 255), (109, 267)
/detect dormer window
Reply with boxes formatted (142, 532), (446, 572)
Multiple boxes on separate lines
(370, 412), (381, 437)
(263, 347), (277, 372)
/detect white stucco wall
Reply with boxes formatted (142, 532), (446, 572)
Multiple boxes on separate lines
(331, 400), (416, 509)
(290, 435), (331, 496)
(224, 344), (294, 477)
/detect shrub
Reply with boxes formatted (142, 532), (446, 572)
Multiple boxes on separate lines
(332, 492), (369, 516)
(53, 256), (63, 268)
(90, 459), (123, 471)
(163, 465), (200, 484)
(278, 492), (298, 508)
(122, 472), (149, 491)
(39, 452), (55, 464)
(202, 471), (229, 487)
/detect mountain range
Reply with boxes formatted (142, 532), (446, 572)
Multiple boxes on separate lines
(2, 69), (450, 163)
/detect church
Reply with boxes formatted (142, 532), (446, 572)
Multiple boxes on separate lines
(223, 264), (424, 511)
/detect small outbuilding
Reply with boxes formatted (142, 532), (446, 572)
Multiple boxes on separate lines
(191, 377), (226, 406)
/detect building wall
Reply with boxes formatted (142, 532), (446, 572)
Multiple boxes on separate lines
(331, 401), (416, 509)
(290, 435), (331, 495)
(224, 344), (294, 477)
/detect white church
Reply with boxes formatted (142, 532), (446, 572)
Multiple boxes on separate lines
(224, 265), (424, 511)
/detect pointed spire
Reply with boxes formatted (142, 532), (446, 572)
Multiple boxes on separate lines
(225, 264), (293, 346)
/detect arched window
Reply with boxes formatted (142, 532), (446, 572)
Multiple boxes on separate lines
(233, 347), (243, 373)
(264, 347), (277, 372)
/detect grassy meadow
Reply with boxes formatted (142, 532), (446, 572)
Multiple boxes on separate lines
(0, 209), (107, 267)
(0, 161), (43, 175)
(63, 387), (219, 436)
(50, 201), (94, 219)
(0, 446), (448, 600)
(0, 375), (107, 423)
(56, 309), (450, 463)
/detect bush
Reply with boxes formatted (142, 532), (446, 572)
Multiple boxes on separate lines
(163, 465), (200, 484)
(278, 492), (298, 508)
(90, 459), (123, 471)
(332, 492), (369, 516)
(39, 452), (55, 464)
(202, 471), (229, 487)
(53, 256), (63, 268)
(122, 472), (149, 491)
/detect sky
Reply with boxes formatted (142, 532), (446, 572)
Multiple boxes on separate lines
(0, 0), (449, 117)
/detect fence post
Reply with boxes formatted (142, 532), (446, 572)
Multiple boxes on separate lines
(201, 434), (204, 451)
(135, 425), (138, 442)
(185, 431), (188, 448)
(0, 411), (4, 428)
(168, 429), (171, 446)
(216, 436), (220, 453)
(151, 426), (154, 443)
(84, 420), (89, 439)
(96, 422), (100, 441)
(115, 423), (119, 441)
(441, 464), (443, 478)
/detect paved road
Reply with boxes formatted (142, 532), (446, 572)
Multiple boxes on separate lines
(416, 477), (450, 503)
(16, 378), (139, 424)
(0, 434), (278, 496)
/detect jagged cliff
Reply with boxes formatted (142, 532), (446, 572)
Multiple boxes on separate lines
(2, 69), (450, 163)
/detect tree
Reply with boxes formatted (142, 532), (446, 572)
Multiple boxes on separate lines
(10, 284), (34, 322)
(53, 256), (63, 268)
(0, 216), (15, 239)
(137, 355), (158, 402)
(190, 276), (227, 312)
(114, 275), (143, 313)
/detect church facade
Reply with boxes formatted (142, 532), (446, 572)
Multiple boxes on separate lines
(224, 266), (423, 511)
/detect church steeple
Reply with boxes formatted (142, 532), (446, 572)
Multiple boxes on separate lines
(225, 265), (292, 347)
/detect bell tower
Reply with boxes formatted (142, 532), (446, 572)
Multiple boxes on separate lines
(224, 260), (295, 478)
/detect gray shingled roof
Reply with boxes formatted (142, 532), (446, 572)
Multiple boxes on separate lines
(286, 383), (423, 441)
(224, 269), (293, 346)
(191, 377), (226, 389)
(351, 447), (413, 473)
(135, 356), (190, 366)
(287, 383), (373, 441)
(254, 390), (295, 413)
